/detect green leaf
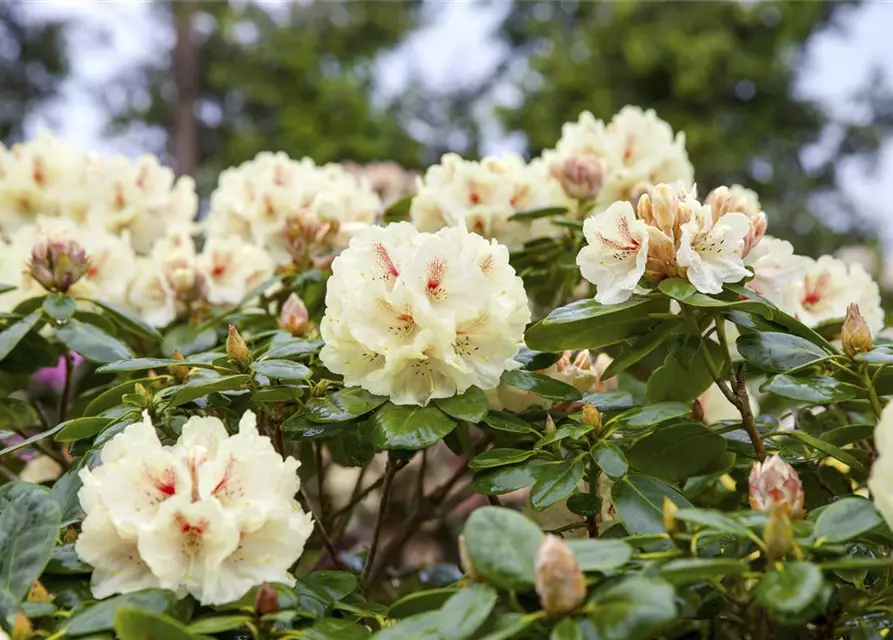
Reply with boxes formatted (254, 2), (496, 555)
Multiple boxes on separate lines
(65, 590), (178, 636)
(820, 424), (875, 447)
(0, 284), (14, 295)
(530, 456), (585, 510)
(760, 374), (860, 404)
(609, 402), (690, 431)
(673, 508), (751, 538)
(510, 205), (569, 221)
(0, 425), (67, 458)
(601, 319), (682, 381)
(89, 299), (163, 342)
(514, 347), (563, 371)
(389, 588), (459, 618)
(252, 384), (305, 403)
(434, 386), (488, 423)
(250, 358), (311, 380)
(661, 278), (773, 316)
(263, 333), (323, 359)
(371, 403), (457, 450)
(659, 558), (747, 585)
(42, 293), (76, 320)
(612, 474), (693, 535)
(45, 544), (92, 575)
(591, 443), (628, 479)
(500, 369), (582, 401)
(469, 448), (537, 470)
(382, 193), (414, 223)
(855, 348), (893, 364)
(525, 296), (668, 352)
(0, 311), (42, 362)
(566, 493), (600, 517)
(536, 423), (593, 448)
(462, 506), (543, 591)
(54, 416), (115, 442)
(114, 607), (195, 640)
(0, 398), (39, 430)
(170, 374), (251, 406)
(375, 611), (441, 639)
(737, 331), (829, 373)
(56, 319), (134, 363)
(0, 490), (61, 602)
(646, 337), (724, 404)
(565, 539), (632, 572)
(162, 324), (217, 357)
(299, 571), (357, 601)
(815, 498), (882, 543)
(96, 357), (227, 374)
(187, 615), (252, 633)
(473, 462), (546, 495)
(586, 577), (677, 640)
(302, 619), (371, 640)
(481, 410), (539, 435)
(783, 430), (867, 475)
(626, 422), (727, 482)
(755, 562), (825, 618)
(84, 376), (158, 416)
(305, 387), (388, 423)
(551, 619), (583, 640)
(436, 584), (498, 640)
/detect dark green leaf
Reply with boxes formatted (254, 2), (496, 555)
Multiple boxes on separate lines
(299, 571), (357, 601)
(0, 424), (67, 460)
(462, 506), (543, 591)
(371, 403), (457, 450)
(501, 369), (582, 401)
(536, 423), (593, 448)
(96, 357), (230, 374)
(56, 319), (134, 363)
(646, 338), (724, 404)
(612, 474), (693, 535)
(783, 431), (867, 475)
(510, 205), (568, 221)
(481, 410), (539, 435)
(755, 562), (825, 617)
(0, 311), (42, 362)
(114, 607), (195, 640)
(601, 319), (682, 381)
(45, 544), (92, 575)
(389, 588), (459, 619)
(162, 324), (217, 357)
(626, 423), (726, 481)
(250, 358), (311, 380)
(659, 558), (747, 584)
(88, 299), (163, 342)
(737, 331), (829, 373)
(43, 294), (76, 320)
(761, 374), (860, 404)
(187, 615), (252, 633)
(65, 590), (178, 636)
(302, 619), (371, 640)
(551, 619), (583, 640)
(566, 493), (600, 517)
(591, 443), (628, 478)
(609, 402), (690, 431)
(305, 388), (388, 423)
(434, 386), (488, 423)
(375, 611), (441, 639)
(586, 577), (677, 640)
(382, 194), (414, 223)
(170, 374), (251, 407)
(0, 490), (61, 601)
(530, 457), (585, 510)
(514, 347), (562, 371)
(84, 376), (158, 416)
(0, 398), (39, 430)
(437, 584), (498, 640)
(565, 539), (632, 572)
(472, 462), (545, 495)
(820, 424), (875, 447)
(815, 498), (882, 543)
(673, 508), (751, 538)
(263, 333), (323, 359)
(55, 417), (115, 442)
(469, 448), (537, 470)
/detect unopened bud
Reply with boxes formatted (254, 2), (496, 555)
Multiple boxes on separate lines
(841, 303), (872, 358)
(534, 534), (587, 617)
(169, 349), (190, 383)
(544, 414), (557, 436)
(27, 236), (90, 293)
(11, 612), (32, 640)
(458, 534), (481, 582)
(663, 497), (681, 535)
(279, 293), (310, 337)
(255, 582), (280, 616)
(27, 581), (51, 604)
(552, 154), (605, 201)
(749, 455), (805, 519)
(226, 324), (250, 370)
(62, 526), (78, 544)
(691, 398), (705, 423)
(581, 403), (601, 430)
(312, 379), (329, 397)
(763, 507), (794, 561)
(639, 184), (680, 239)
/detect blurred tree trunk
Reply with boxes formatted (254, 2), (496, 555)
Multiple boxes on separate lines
(170, 1), (199, 176)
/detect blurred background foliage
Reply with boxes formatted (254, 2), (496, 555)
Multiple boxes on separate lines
(2, 0), (892, 258)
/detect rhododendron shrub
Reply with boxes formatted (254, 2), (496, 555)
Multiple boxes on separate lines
(0, 112), (891, 640)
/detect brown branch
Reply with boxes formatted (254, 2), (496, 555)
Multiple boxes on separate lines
(298, 486), (345, 571)
(732, 363), (766, 462)
(361, 453), (398, 588)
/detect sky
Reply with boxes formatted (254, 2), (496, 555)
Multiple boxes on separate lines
(21, 0), (893, 242)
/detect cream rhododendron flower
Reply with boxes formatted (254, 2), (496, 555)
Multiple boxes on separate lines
(576, 201), (649, 304)
(410, 153), (572, 249)
(705, 184), (766, 256)
(543, 107), (693, 210)
(783, 255), (884, 334)
(204, 151), (382, 267)
(197, 236), (274, 306)
(869, 403), (893, 529)
(743, 236), (807, 311)
(76, 410), (313, 605)
(320, 222), (530, 406)
(676, 203), (751, 294)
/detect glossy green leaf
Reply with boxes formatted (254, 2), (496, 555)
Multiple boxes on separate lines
(472, 462), (545, 495)
(591, 443), (628, 478)
(263, 333), (323, 359)
(96, 357), (227, 374)
(646, 338), (724, 404)
(389, 588), (459, 619)
(609, 402), (690, 431)
(566, 539), (632, 572)
(536, 423), (593, 448)
(299, 571), (357, 601)
(612, 474), (693, 535)
(0, 424), (66, 458)
(500, 369), (582, 401)
(437, 584), (498, 640)
(815, 498), (882, 543)
(820, 424), (875, 447)
(737, 331), (829, 373)
(305, 388), (388, 423)
(551, 619), (583, 640)
(514, 347), (563, 371)
(659, 558), (747, 584)
(43, 293), (76, 320)
(783, 430), (867, 475)
(170, 374), (251, 406)
(601, 319), (682, 381)
(673, 508), (751, 538)
(469, 448), (537, 470)
(187, 615), (252, 633)
(382, 193), (414, 223)
(530, 456), (585, 510)
(480, 410), (539, 435)
(761, 374), (860, 404)
(162, 324), (217, 356)
(88, 299), (163, 342)
(54, 416), (115, 442)
(755, 562), (825, 618)
(0, 490), (61, 602)
(462, 506), (543, 591)
(566, 492), (600, 517)
(510, 205), (569, 220)
(56, 319), (134, 363)
(65, 589), (178, 636)
(84, 376), (159, 416)
(45, 544), (92, 575)
(586, 577), (677, 640)
(114, 607), (195, 640)
(0, 311), (42, 362)
(302, 619), (371, 640)
(371, 403), (457, 450)
(375, 611), (441, 639)
(0, 398), (39, 430)
(434, 386), (488, 423)
(626, 423), (726, 481)
(250, 358), (311, 380)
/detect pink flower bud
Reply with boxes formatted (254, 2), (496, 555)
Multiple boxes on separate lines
(278, 293), (310, 336)
(552, 154), (605, 201)
(27, 236), (90, 293)
(534, 534), (586, 617)
(749, 455), (805, 519)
